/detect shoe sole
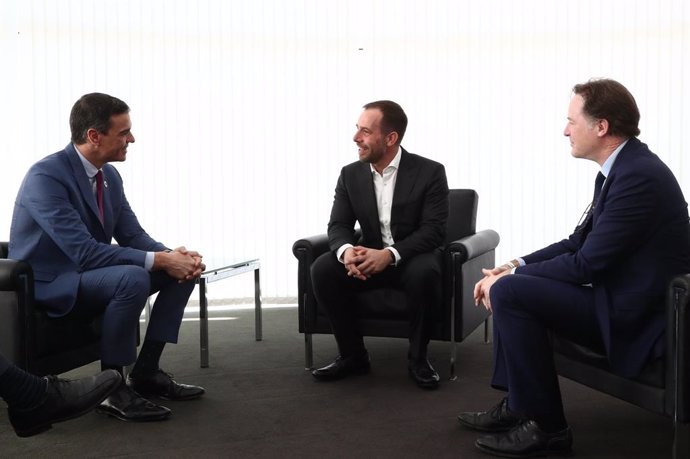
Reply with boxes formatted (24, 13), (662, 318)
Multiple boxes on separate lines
(95, 406), (172, 422)
(415, 380), (440, 389)
(311, 367), (371, 381)
(137, 392), (205, 401)
(475, 441), (573, 458)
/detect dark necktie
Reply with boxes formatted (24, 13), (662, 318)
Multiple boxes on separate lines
(576, 172), (605, 233)
(95, 170), (104, 223)
(592, 171), (605, 208)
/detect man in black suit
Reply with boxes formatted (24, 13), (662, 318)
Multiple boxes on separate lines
(311, 100), (449, 389)
(458, 79), (690, 457)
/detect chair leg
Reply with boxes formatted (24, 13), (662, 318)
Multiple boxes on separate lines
(448, 339), (457, 381)
(484, 316), (492, 344)
(673, 420), (690, 459)
(305, 333), (314, 370)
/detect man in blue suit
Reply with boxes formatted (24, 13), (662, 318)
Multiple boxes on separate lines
(458, 79), (690, 457)
(9, 93), (206, 423)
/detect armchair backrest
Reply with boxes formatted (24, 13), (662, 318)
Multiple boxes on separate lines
(446, 189), (478, 244)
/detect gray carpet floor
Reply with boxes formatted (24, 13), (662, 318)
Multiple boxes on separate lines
(0, 307), (672, 458)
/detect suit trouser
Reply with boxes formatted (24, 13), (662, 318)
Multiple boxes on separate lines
(489, 274), (604, 425)
(0, 353), (10, 376)
(310, 249), (443, 361)
(72, 265), (195, 366)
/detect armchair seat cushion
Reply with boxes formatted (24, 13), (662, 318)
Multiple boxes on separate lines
(33, 312), (103, 360)
(354, 289), (409, 319)
(552, 336), (664, 388)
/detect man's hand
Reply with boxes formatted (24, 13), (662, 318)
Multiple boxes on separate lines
(473, 267), (512, 312)
(343, 246), (393, 280)
(153, 246), (205, 282)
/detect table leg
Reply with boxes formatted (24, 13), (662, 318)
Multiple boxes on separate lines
(254, 267), (262, 341)
(199, 278), (209, 368)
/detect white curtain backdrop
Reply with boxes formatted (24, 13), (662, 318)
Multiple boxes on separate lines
(1, 0), (688, 302)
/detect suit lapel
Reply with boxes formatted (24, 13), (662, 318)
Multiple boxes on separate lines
(66, 145), (102, 225)
(391, 149), (417, 223)
(592, 139), (638, 224)
(355, 161), (382, 242)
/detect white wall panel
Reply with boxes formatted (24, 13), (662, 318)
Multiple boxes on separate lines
(1, 0), (688, 302)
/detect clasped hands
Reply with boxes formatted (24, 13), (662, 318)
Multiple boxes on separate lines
(343, 246), (394, 281)
(156, 246), (206, 282)
(473, 263), (513, 312)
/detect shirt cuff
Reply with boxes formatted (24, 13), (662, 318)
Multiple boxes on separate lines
(144, 252), (155, 271)
(336, 244), (354, 263)
(386, 247), (401, 266)
(511, 257), (526, 274)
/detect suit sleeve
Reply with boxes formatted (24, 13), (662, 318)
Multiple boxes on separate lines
(517, 169), (661, 284)
(22, 169), (149, 270)
(326, 169), (359, 252)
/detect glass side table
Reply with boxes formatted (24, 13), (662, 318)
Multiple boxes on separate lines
(198, 259), (261, 368)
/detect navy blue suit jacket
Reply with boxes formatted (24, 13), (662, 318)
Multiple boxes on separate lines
(517, 138), (690, 377)
(326, 148), (449, 263)
(9, 144), (166, 317)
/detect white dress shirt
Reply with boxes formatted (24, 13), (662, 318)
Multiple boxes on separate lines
(337, 147), (402, 265)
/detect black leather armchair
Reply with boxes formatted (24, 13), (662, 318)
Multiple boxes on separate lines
(292, 189), (500, 377)
(553, 271), (690, 458)
(0, 241), (103, 376)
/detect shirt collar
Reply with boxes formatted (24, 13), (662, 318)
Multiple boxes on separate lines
(73, 143), (100, 178)
(601, 139), (628, 178)
(369, 146), (402, 174)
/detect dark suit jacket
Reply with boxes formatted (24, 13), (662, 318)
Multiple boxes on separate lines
(327, 148), (449, 263)
(517, 137), (690, 377)
(9, 144), (166, 317)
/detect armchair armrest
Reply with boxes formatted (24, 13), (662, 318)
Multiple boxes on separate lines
(0, 258), (34, 368)
(292, 233), (330, 260)
(447, 229), (500, 263)
(293, 233), (331, 333)
(669, 273), (690, 422)
(0, 258), (33, 292)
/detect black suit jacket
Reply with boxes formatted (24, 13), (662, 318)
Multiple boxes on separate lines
(327, 148), (449, 263)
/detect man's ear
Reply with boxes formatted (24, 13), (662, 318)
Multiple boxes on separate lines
(386, 131), (399, 147)
(596, 119), (609, 137)
(86, 128), (101, 146)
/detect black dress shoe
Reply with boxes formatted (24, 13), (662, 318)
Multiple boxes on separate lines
(128, 369), (205, 401)
(475, 420), (573, 458)
(457, 397), (521, 432)
(408, 359), (440, 389)
(8, 370), (122, 437)
(96, 384), (171, 422)
(312, 353), (371, 381)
